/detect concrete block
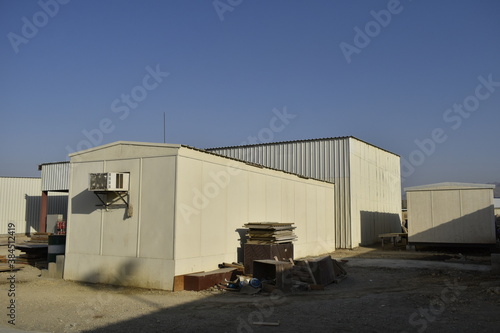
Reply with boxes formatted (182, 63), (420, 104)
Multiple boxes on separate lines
(56, 255), (65, 279)
(48, 262), (57, 279)
(491, 254), (500, 275)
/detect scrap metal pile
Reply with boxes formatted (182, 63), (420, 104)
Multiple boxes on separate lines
(216, 256), (347, 293)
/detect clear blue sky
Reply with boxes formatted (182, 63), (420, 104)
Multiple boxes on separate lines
(1, 0), (499, 189)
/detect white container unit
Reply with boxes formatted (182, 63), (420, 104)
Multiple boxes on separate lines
(64, 141), (335, 290)
(405, 182), (496, 244)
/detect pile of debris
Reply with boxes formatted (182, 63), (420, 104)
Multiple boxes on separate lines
(175, 223), (345, 293)
(176, 256), (347, 293)
(291, 256), (347, 290)
(221, 256), (346, 292)
(245, 222), (297, 244)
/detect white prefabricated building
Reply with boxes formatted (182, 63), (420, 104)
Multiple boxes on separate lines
(208, 136), (402, 248)
(64, 141), (335, 290)
(405, 183), (496, 244)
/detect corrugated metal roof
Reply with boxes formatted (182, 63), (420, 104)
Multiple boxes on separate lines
(207, 136), (400, 157)
(405, 182), (496, 192)
(40, 161), (70, 191)
(67, 141), (333, 185)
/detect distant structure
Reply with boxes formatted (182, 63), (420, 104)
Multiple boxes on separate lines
(494, 198), (500, 216)
(405, 182), (496, 245)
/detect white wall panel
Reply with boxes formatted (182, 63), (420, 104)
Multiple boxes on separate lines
(139, 156), (176, 260)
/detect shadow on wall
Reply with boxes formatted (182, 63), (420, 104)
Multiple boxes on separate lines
(409, 206), (496, 244)
(71, 190), (132, 220)
(81, 260), (140, 287)
(360, 211), (402, 246)
(24, 195), (40, 235)
(235, 228), (248, 263)
(71, 190), (99, 215)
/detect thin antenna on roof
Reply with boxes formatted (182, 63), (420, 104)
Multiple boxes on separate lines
(163, 112), (166, 143)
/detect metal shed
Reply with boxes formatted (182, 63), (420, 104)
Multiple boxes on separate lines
(405, 182), (496, 244)
(207, 136), (402, 248)
(38, 161), (70, 232)
(64, 141), (335, 290)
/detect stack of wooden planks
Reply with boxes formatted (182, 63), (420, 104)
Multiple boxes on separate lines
(244, 222), (297, 244)
(0, 261), (23, 272)
(0, 250), (47, 268)
(16, 253), (47, 266)
(28, 233), (51, 243)
(13, 244), (48, 268)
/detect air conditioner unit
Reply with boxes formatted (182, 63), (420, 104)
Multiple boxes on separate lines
(89, 172), (129, 191)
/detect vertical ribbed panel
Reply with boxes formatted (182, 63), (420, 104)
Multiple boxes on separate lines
(41, 162), (70, 191)
(0, 177), (41, 234)
(0, 177), (69, 234)
(208, 138), (353, 248)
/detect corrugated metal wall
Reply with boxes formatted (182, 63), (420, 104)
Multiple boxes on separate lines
(47, 193), (69, 218)
(41, 162), (70, 191)
(208, 138), (353, 248)
(208, 137), (402, 248)
(0, 177), (41, 234)
(0, 177), (68, 234)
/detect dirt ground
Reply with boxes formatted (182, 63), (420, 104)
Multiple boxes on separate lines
(1, 239), (500, 333)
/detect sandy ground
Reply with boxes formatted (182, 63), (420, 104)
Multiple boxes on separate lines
(1, 239), (499, 333)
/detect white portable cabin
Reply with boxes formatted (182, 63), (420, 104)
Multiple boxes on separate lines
(405, 182), (496, 244)
(64, 141), (335, 290)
